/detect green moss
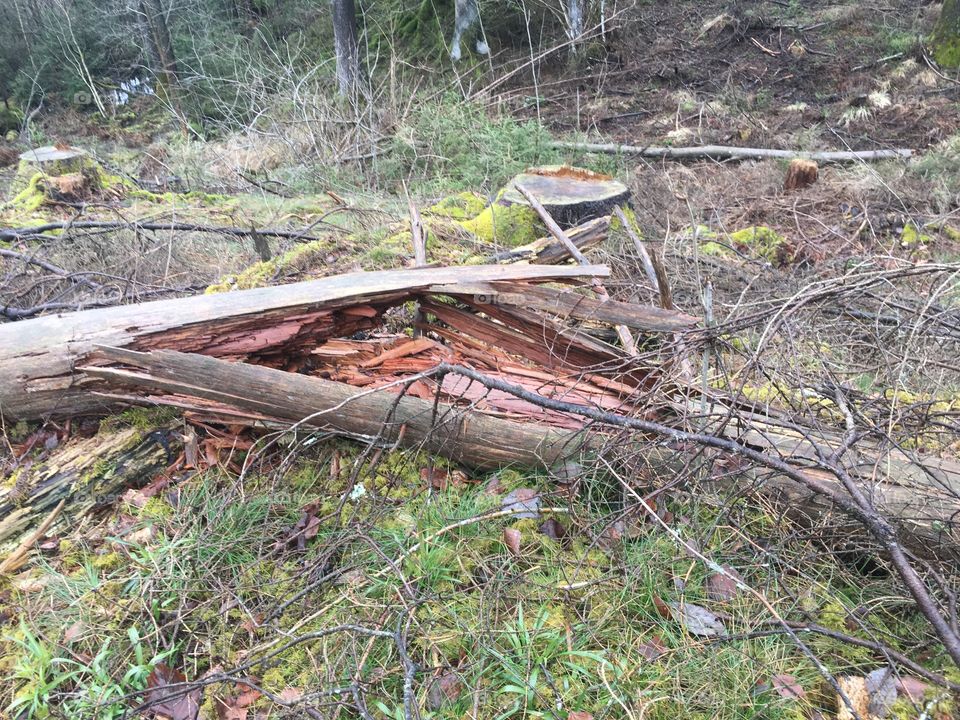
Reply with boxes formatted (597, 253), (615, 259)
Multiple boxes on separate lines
(931, 11), (960, 68)
(728, 225), (791, 265)
(900, 222), (933, 247)
(137, 497), (174, 521)
(458, 201), (543, 247)
(205, 237), (337, 292)
(425, 191), (488, 221)
(91, 552), (124, 572)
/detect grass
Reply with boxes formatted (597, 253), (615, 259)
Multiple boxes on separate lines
(2, 435), (954, 720)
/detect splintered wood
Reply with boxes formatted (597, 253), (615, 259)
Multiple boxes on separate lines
(81, 266), (696, 432)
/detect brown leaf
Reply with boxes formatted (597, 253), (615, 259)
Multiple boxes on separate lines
(63, 621), (85, 644)
(538, 518), (568, 544)
(427, 671), (462, 710)
(215, 682), (262, 720)
(420, 467), (467, 490)
(770, 674), (806, 700)
(277, 687), (302, 703)
(567, 712), (594, 720)
(146, 663), (201, 720)
(705, 567), (742, 602)
(637, 634), (667, 660)
(652, 595), (673, 620)
(503, 528), (522, 556)
(274, 503), (321, 551)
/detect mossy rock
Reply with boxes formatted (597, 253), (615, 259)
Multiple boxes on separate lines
(499, 165), (631, 227)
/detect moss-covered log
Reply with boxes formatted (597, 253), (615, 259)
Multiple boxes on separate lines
(0, 424), (178, 552)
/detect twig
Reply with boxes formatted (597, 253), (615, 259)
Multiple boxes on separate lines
(0, 499), (65, 574)
(430, 362), (960, 666)
(0, 219), (345, 243)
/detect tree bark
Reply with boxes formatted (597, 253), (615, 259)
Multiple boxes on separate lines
(84, 347), (586, 471)
(0, 264), (609, 422)
(932, 0), (960, 68)
(332, 0), (360, 96)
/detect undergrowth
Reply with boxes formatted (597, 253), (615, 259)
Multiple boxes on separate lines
(1, 436), (952, 719)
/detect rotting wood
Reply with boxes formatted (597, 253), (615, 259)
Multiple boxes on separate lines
(0, 425), (179, 552)
(0, 264), (609, 422)
(431, 281), (698, 332)
(83, 347), (588, 470)
(550, 141), (914, 163)
(784, 158), (819, 191)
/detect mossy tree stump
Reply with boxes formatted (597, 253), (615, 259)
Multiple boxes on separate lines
(500, 166), (631, 227)
(932, 0), (960, 68)
(9, 145), (123, 210)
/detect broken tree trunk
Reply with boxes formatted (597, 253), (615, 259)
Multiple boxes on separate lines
(0, 264), (609, 422)
(0, 425), (178, 552)
(84, 347), (586, 470)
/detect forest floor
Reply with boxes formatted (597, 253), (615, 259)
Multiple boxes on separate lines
(1, 1), (960, 719)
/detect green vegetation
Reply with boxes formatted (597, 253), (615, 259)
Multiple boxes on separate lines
(2, 438), (954, 719)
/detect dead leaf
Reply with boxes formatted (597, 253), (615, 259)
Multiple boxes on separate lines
(567, 712), (594, 720)
(896, 676), (929, 701)
(637, 634), (667, 660)
(865, 667), (896, 718)
(538, 518), (568, 545)
(420, 467), (468, 491)
(501, 488), (541, 518)
(705, 567), (742, 602)
(427, 671), (462, 710)
(215, 682), (261, 720)
(274, 503), (321, 551)
(277, 687), (302, 703)
(503, 528), (522, 556)
(667, 601), (726, 637)
(770, 674), (805, 700)
(146, 663), (201, 720)
(652, 595), (673, 620)
(63, 621), (85, 644)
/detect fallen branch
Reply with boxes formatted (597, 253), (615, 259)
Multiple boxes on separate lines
(552, 141), (914, 163)
(0, 219), (345, 243)
(83, 347), (586, 470)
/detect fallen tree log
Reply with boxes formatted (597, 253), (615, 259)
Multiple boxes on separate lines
(0, 424), (179, 552)
(550, 141), (914, 163)
(0, 264), (611, 421)
(83, 347), (586, 470)
(80, 348), (960, 564)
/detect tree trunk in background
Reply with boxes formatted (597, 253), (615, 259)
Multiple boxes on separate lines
(933, 0), (960, 68)
(331, 0), (360, 96)
(138, 0), (188, 135)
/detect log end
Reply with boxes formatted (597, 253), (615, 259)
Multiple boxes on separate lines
(500, 165), (631, 227)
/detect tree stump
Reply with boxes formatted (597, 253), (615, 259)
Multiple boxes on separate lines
(500, 165), (631, 227)
(784, 158), (818, 191)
